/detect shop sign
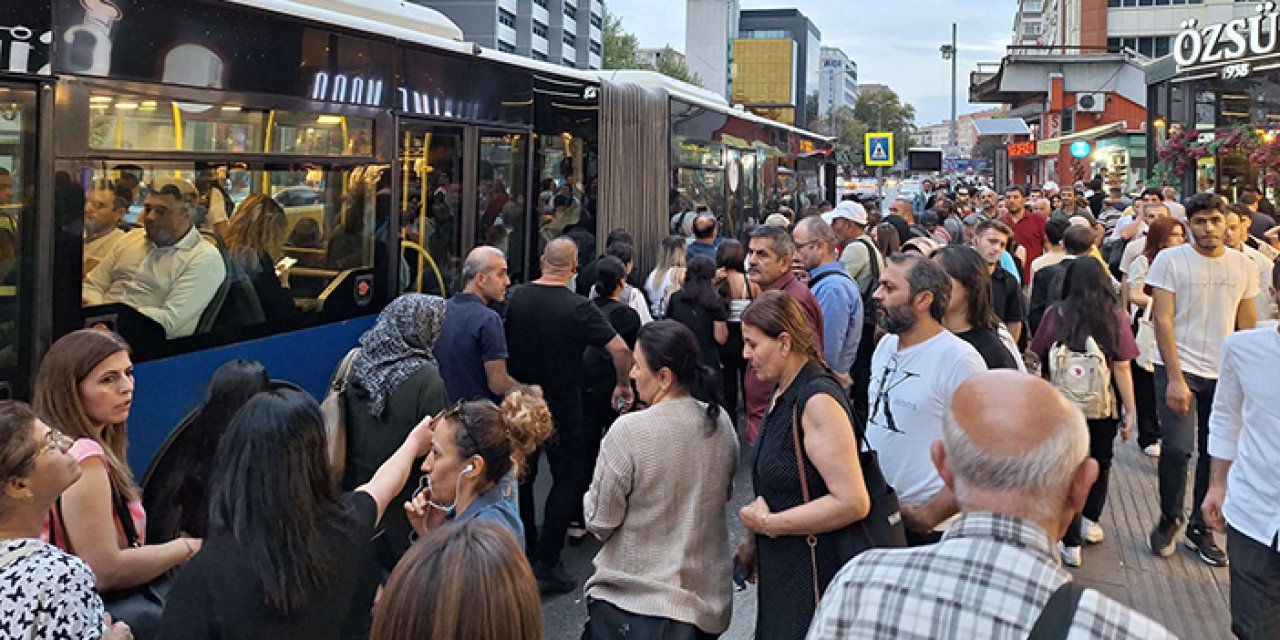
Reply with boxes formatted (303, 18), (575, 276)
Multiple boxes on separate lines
(1069, 140), (1092, 159)
(1, 3), (53, 75)
(1175, 2), (1280, 77)
(1007, 141), (1036, 157)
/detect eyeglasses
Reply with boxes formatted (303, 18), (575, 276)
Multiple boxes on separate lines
(441, 400), (482, 456)
(870, 356), (918, 435)
(30, 428), (68, 464)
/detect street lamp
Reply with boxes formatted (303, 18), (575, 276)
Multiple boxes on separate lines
(940, 23), (958, 155)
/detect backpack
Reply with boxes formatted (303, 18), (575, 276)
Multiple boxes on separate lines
(1048, 335), (1114, 419)
(849, 236), (880, 326)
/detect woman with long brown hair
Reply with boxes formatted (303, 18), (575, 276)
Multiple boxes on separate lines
(370, 519), (541, 640)
(1121, 216), (1185, 457)
(734, 291), (871, 639)
(34, 329), (199, 592)
(224, 194), (294, 319)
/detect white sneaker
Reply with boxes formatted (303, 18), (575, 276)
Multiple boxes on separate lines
(1081, 518), (1105, 544)
(1058, 541), (1083, 568)
(1143, 442), (1161, 457)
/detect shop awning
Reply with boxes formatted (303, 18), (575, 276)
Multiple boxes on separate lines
(973, 118), (1033, 136)
(1036, 122), (1126, 157)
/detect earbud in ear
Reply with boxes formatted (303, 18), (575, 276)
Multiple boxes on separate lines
(463, 464), (475, 474)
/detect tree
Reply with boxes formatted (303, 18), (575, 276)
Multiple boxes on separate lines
(970, 134), (1003, 170)
(603, 11), (642, 70)
(653, 46), (702, 87)
(604, 15), (703, 88)
(852, 89), (918, 161)
(804, 92), (820, 128)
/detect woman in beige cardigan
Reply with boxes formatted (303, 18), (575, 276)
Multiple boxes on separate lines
(583, 320), (738, 639)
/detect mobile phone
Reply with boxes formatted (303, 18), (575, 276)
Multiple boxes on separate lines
(275, 256), (298, 276)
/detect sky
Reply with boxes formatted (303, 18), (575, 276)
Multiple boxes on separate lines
(605, 0), (1019, 125)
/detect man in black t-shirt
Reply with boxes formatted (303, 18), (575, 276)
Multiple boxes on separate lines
(1028, 225), (1094, 335)
(505, 237), (633, 593)
(971, 219), (1026, 343)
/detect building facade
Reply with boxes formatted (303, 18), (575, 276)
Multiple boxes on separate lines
(735, 8), (821, 129)
(730, 38), (799, 125)
(637, 47), (686, 69)
(413, 0), (603, 69)
(1016, 0), (1256, 59)
(685, 0), (740, 99)
(818, 46), (858, 118)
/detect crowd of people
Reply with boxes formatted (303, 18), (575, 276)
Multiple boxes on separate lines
(3, 173), (1278, 640)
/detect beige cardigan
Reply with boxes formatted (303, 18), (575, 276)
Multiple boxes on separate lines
(583, 396), (739, 634)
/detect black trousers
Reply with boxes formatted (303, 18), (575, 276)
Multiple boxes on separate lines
(1132, 365), (1161, 448)
(1228, 527), (1280, 640)
(1062, 418), (1119, 547)
(519, 391), (589, 567)
(719, 323), (747, 430)
(582, 599), (719, 640)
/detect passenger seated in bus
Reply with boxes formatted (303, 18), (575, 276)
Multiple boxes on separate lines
(0, 167), (13, 207)
(225, 194), (296, 320)
(195, 171), (231, 240)
(327, 188), (369, 270)
(82, 178), (227, 340)
(83, 179), (129, 276)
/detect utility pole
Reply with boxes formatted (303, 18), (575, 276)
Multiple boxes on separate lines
(940, 23), (958, 161)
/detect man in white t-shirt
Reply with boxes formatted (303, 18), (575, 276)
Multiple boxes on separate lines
(1145, 193), (1259, 568)
(866, 252), (986, 546)
(1225, 205), (1277, 322)
(1202, 261), (1280, 637)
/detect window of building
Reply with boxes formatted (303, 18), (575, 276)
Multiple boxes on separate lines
(590, 12), (603, 29)
(1023, 1), (1043, 12)
(589, 41), (602, 55)
(564, 4), (576, 19)
(1107, 35), (1171, 57)
(498, 9), (516, 28)
(498, 41), (515, 53)
(563, 31), (576, 47)
(739, 29), (789, 39)
(533, 50), (548, 61)
(1023, 22), (1041, 35)
(533, 0), (548, 8)
(562, 58), (576, 67)
(532, 20), (548, 38)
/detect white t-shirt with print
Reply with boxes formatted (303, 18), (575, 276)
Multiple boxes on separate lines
(1145, 243), (1260, 379)
(865, 330), (986, 508)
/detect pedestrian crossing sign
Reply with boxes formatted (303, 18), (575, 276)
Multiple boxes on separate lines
(865, 132), (894, 167)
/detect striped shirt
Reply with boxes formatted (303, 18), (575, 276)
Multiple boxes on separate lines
(807, 512), (1176, 639)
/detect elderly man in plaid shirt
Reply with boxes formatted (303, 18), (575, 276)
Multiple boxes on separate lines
(808, 371), (1174, 639)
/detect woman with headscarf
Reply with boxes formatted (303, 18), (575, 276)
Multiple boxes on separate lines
(339, 294), (449, 572)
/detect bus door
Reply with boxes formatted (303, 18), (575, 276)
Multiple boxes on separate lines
(396, 121), (464, 297)
(0, 82), (42, 399)
(475, 129), (529, 283)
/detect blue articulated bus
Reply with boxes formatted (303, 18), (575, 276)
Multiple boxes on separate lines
(1, 0), (833, 473)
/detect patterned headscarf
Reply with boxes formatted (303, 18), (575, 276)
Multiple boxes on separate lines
(351, 294), (447, 417)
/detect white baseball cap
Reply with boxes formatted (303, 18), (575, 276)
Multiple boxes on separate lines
(822, 200), (868, 226)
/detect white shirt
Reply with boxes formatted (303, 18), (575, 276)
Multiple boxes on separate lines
(83, 226), (226, 338)
(1240, 244), (1276, 321)
(83, 228), (125, 267)
(1145, 244), (1259, 379)
(865, 330), (986, 507)
(1207, 327), (1280, 549)
(1164, 199), (1186, 221)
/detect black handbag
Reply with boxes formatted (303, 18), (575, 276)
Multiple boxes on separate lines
(54, 490), (174, 640)
(790, 380), (906, 607)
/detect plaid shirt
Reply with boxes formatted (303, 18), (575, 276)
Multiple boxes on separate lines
(807, 512), (1177, 639)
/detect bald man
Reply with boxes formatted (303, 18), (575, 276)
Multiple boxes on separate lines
(437, 246), (537, 403)
(504, 236), (633, 593)
(811, 372), (1174, 639)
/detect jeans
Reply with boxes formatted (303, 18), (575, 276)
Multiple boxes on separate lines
(1132, 365), (1161, 448)
(1062, 419), (1119, 546)
(519, 390), (589, 567)
(1153, 366), (1216, 527)
(1228, 527), (1280, 640)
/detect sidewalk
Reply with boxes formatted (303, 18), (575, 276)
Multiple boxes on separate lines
(1071, 441), (1233, 639)
(539, 434), (1235, 639)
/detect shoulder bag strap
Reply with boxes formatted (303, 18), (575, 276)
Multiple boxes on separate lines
(1028, 580), (1086, 640)
(790, 397), (821, 609)
(334, 347), (360, 393)
(112, 488), (142, 549)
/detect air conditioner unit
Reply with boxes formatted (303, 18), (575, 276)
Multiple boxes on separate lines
(1076, 92), (1106, 113)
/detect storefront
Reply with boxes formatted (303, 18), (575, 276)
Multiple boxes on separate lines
(1147, 12), (1280, 199)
